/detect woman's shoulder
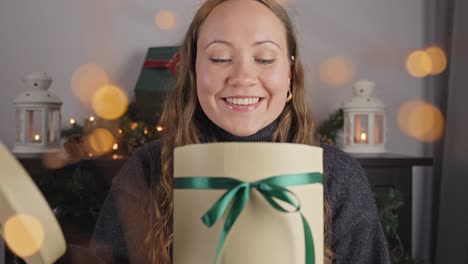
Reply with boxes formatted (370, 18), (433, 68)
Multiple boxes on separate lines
(112, 140), (163, 194)
(321, 144), (364, 177)
(320, 144), (374, 210)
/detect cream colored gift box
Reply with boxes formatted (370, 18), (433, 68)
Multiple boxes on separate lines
(173, 142), (323, 264)
(0, 142), (66, 264)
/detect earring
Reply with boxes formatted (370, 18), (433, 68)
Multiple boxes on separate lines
(286, 89), (292, 102)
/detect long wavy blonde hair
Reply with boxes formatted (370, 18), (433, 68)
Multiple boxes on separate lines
(144, 0), (333, 263)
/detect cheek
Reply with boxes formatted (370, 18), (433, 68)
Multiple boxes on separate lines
(196, 62), (223, 95)
(261, 67), (290, 94)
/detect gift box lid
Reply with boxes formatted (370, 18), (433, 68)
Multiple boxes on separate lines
(134, 46), (179, 123)
(134, 46), (180, 93)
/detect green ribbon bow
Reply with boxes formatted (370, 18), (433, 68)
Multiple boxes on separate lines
(174, 172), (322, 264)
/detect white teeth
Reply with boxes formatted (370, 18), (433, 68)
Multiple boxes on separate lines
(225, 97), (260, 105)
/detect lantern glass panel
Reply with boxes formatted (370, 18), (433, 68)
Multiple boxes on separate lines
(25, 109), (43, 144)
(374, 114), (384, 144)
(344, 113), (350, 145)
(48, 110), (60, 144)
(354, 114), (369, 144)
(15, 110), (22, 143)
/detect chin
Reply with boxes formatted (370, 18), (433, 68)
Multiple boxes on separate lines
(223, 124), (260, 137)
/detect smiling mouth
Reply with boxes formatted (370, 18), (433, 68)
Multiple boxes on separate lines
(223, 97), (263, 105)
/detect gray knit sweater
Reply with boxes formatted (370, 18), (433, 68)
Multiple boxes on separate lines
(89, 121), (391, 264)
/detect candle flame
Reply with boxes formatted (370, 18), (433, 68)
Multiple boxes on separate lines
(34, 135), (40, 141)
(360, 132), (367, 141)
(112, 143), (118, 150)
(70, 118), (76, 125)
(156, 126), (164, 132)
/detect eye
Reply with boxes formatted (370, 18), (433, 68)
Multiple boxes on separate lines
(210, 58), (232, 63)
(255, 58), (275, 65)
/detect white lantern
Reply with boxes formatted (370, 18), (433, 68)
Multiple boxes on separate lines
(13, 72), (62, 156)
(342, 79), (386, 153)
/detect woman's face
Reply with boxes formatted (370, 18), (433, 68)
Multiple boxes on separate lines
(196, 0), (291, 136)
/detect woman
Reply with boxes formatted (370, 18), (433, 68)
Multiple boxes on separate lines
(90, 0), (390, 263)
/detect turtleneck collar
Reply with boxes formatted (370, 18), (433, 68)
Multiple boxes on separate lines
(196, 111), (279, 142)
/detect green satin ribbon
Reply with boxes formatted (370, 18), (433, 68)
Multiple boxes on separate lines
(174, 172), (322, 264)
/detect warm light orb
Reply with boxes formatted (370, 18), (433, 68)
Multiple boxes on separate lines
(42, 150), (68, 169)
(4, 214), (45, 258)
(91, 85), (128, 120)
(69, 118), (76, 125)
(112, 143), (118, 150)
(405, 50), (432, 78)
(155, 10), (176, 30)
(425, 46), (447, 75)
(397, 100), (445, 142)
(360, 132), (367, 141)
(89, 116), (95, 122)
(319, 56), (356, 87)
(156, 126), (164, 132)
(71, 64), (110, 105)
(34, 135), (40, 141)
(87, 128), (116, 155)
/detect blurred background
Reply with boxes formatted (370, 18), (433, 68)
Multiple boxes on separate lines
(0, 0), (466, 263)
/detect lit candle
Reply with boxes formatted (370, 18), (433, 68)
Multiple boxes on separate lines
(360, 132), (367, 141)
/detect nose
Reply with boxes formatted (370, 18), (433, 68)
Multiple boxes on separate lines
(227, 59), (257, 87)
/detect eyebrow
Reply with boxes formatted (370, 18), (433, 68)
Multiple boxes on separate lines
(204, 40), (281, 49)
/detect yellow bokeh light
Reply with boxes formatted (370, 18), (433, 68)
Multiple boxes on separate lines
(156, 126), (164, 132)
(42, 150), (68, 169)
(4, 214), (45, 258)
(425, 46), (447, 75)
(71, 64), (110, 105)
(92, 85), (129, 120)
(87, 128), (115, 155)
(405, 50), (432, 78)
(112, 143), (118, 150)
(397, 100), (445, 143)
(319, 56), (356, 87)
(155, 10), (176, 30)
(70, 118), (76, 125)
(360, 132), (367, 141)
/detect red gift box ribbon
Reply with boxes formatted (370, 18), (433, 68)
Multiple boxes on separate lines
(143, 52), (180, 75)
